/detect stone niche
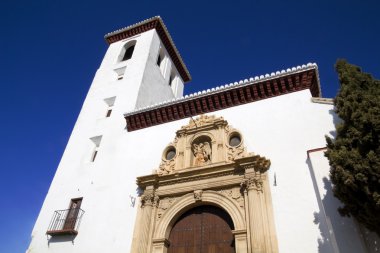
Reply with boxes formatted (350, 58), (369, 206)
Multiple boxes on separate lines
(130, 115), (279, 253)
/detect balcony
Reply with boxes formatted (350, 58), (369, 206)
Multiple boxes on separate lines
(46, 208), (85, 236)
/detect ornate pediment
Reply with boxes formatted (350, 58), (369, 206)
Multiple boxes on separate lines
(156, 114), (270, 176)
(180, 114), (224, 130)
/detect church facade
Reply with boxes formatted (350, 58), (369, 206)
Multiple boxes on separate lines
(27, 17), (378, 253)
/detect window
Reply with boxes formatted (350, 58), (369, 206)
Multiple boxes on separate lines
(157, 53), (162, 66)
(157, 47), (166, 67)
(156, 47), (167, 76)
(104, 97), (116, 118)
(91, 148), (99, 162)
(118, 40), (136, 63)
(169, 73), (175, 87)
(46, 198), (85, 235)
(114, 66), (126, 80)
(106, 108), (112, 117)
(122, 44), (135, 61)
(90, 136), (102, 162)
(64, 198), (83, 230)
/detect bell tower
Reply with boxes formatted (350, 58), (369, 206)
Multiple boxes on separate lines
(27, 16), (191, 253)
(99, 16), (191, 110)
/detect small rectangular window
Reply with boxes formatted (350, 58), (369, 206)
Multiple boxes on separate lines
(91, 149), (98, 162)
(104, 97), (116, 119)
(157, 54), (162, 66)
(106, 109), (112, 117)
(169, 73), (176, 87)
(90, 136), (102, 162)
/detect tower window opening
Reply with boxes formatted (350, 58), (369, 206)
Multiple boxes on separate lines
(122, 45), (135, 61)
(157, 54), (162, 66)
(117, 40), (136, 63)
(90, 135), (102, 163)
(156, 47), (167, 77)
(169, 73), (175, 87)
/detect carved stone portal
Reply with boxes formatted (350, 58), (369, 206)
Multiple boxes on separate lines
(131, 114), (278, 253)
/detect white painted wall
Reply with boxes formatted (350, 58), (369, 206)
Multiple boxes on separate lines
(28, 29), (185, 253)
(27, 28), (375, 253)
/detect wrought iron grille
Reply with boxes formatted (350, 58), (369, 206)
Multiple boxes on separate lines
(46, 208), (85, 235)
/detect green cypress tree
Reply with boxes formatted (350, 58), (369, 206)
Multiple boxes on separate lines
(325, 60), (380, 235)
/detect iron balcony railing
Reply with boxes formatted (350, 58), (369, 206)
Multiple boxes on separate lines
(46, 208), (85, 236)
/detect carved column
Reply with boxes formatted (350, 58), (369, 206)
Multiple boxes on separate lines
(147, 195), (160, 253)
(175, 134), (185, 171)
(131, 190), (157, 253)
(152, 238), (169, 253)
(243, 186), (252, 253)
(242, 175), (266, 253)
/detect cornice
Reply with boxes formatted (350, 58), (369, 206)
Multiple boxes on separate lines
(104, 16), (191, 82)
(125, 63), (321, 132)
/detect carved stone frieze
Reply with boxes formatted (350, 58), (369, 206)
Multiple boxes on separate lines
(219, 187), (244, 208)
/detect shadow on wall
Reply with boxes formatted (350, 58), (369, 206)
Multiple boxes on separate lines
(315, 177), (380, 253)
(47, 235), (77, 246)
(360, 227), (380, 252)
(328, 108), (341, 138)
(306, 155), (375, 253)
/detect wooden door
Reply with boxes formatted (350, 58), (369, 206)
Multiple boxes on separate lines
(63, 198), (82, 230)
(168, 205), (235, 253)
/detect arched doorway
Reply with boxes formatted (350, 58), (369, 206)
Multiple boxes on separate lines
(168, 205), (235, 253)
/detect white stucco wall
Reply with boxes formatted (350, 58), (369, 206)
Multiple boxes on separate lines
(28, 29), (185, 253)
(27, 28), (375, 253)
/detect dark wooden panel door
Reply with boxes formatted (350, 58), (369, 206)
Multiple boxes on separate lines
(63, 198), (82, 230)
(168, 205), (235, 253)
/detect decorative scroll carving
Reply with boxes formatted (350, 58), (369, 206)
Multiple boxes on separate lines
(141, 193), (159, 208)
(158, 159), (175, 175)
(153, 195), (160, 207)
(227, 145), (246, 161)
(141, 193), (154, 207)
(181, 114), (223, 130)
(157, 197), (177, 219)
(219, 187), (245, 208)
(241, 177), (263, 193)
(192, 142), (211, 166)
(194, 190), (203, 201)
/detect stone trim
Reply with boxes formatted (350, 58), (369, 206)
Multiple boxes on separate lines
(307, 147), (327, 157)
(154, 191), (246, 239)
(311, 97), (334, 104)
(125, 67), (319, 132)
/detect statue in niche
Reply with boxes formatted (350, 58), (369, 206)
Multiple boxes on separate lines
(192, 142), (211, 166)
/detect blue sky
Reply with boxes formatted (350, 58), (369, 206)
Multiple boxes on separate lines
(1, 0), (379, 252)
